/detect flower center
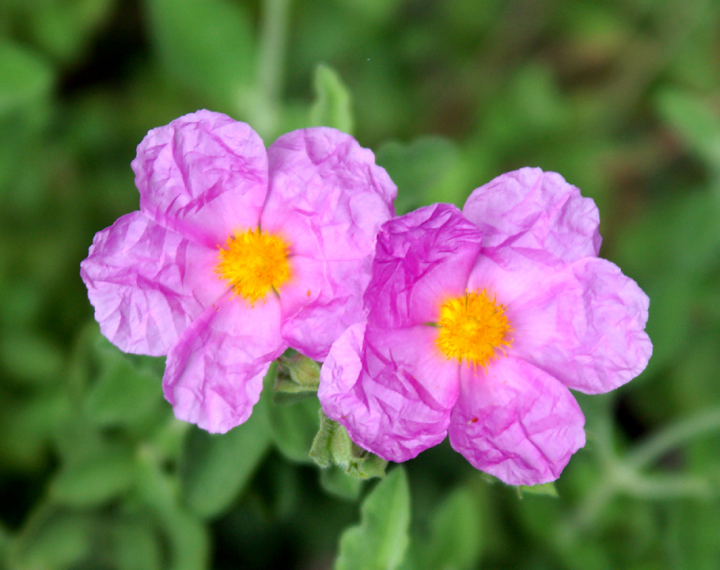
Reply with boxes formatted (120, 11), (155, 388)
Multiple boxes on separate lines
(435, 289), (512, 368)
(215, 228), (291, 305)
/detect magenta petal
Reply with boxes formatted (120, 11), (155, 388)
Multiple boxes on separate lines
(365, 204), (483, 329)
(262, 127), (396, 260)
(280, 255), (370, 360)
(163, 295), (286, 433)
(463, 168), (601, 263)
(133, 110), (268, 248)
(319, 322), (458, 462)
(449, 357), (586, 486)
(511, 257), (652, 394)
(260, 127), (396, 355)
(80, 211), (226, 356)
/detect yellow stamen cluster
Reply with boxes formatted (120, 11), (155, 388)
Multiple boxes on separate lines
(435, 289), (512, 368)
(215, 228), (291, 305)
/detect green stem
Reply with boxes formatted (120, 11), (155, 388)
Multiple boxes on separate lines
(621, 473), (713, 500)
(626, 407), (720, 470)
(564, 409), (720, 534)
(254, 0), (292, 140)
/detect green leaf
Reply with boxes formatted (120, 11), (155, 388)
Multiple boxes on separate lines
(0, 332), (64, 385)
(25, 0), (115, 64)
(335, 466), (411, 570)
(0, 392), (70, 470)
(655, 88), (720, 169)
(310, 63), (354, 134)
(320, 466), (364, 501)
(337, 0), (402, 23)
(375, 137), (461, 213)
(416, 487), (484, 570)
(147, 0), (255, 112)
(10, 512), (93, 570)
(0, 520), (11, 560)
(111, 520), (163, 570)
(50, 446), (136, 507)
(264, 363), (321, 463)
(136, 449), (210, 570)
(0, 41), (54, 117)
(84, 337), (164, 427)
(180, 404), (272, 519)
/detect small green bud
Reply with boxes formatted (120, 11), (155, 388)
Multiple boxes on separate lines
(272, 351), (321, 403)
(310, 409), (387, 479)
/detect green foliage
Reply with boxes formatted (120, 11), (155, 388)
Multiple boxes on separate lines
(400, 485), (484, 570)
(376, 137), (463, 213)
(146, 0), (256, 113)
(180, 408), (272, 519)
(263, 362), (321, 463)
(50, 446), (136, 507)
(0, 41), (54, 116)
(310, 408), (387, 479)
(335, 466), (411, 570)
(272, 350), (321, 402)
(320, 465), (364, 501)
(84, 337), (165, 427)
(310, 63), (354, 134)
(656, 88), (720, 172)
(517, 482), (559, 498)
(9, 511), (94, 570)
(2, 0), (720, 567)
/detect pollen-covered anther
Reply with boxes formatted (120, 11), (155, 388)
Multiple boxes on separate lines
(215, 228), (291, 305)
(435, 289), (512, 368)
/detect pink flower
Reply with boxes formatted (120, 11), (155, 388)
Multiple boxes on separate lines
(81, 110), (396, 433)
(318, 168), (652, 486)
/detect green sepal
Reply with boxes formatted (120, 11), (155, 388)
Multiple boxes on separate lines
(310, 408), (387, 480)
(264, 362), (320, 464)
(320, 466), (363, 501)
(272, 350), (321, 404)
(516, 481), (559, 498)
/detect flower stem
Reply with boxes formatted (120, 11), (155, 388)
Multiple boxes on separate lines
(254, 0), (292, 140)
(626, 407), (720, 470)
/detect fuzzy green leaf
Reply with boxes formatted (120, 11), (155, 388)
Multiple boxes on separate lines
(310, 63), (354, 134)
(180, 404), (272, 519)
(415, 487), (484, 570)
(335, 466), (411, 570)
(50, 447), (136, 507)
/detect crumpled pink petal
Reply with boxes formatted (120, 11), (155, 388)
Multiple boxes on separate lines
(279, 255), (370, 360)
(260, 127), (396, 358)
(319, 322), (457, 462)
(510, 257), (652, 394)
(448, 356), (586, 486)
(463, 168), (601, 263)
(163, 294), (286, 433)
(365, 203), (483, 329)
(262, 127), (396, 259)
(467, 246), (651, 394)
(84, 111), (397, 434)
(133, 110), (268, 248)
(80, 211), (226, 356)
(319, 166), (651, 486)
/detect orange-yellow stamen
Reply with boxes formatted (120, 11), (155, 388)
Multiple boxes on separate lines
(435, 289), (512, 368)
(215, 228), (291, 305)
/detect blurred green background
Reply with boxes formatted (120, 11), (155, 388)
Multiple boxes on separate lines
(2, 0), (720, 568)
